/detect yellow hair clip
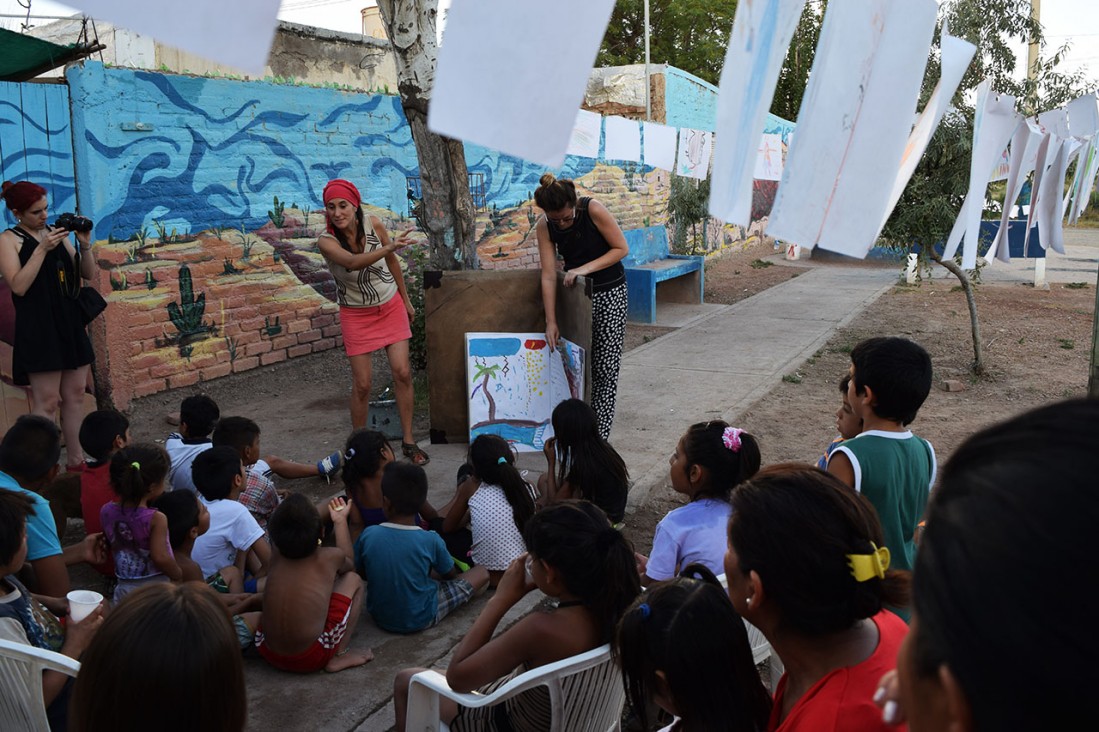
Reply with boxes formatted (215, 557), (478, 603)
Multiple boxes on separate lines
(846, 542), (890, 582)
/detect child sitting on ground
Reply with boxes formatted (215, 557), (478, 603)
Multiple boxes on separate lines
(352, 462), (488, 634)
(213, 417), (281, 530)
(213, 416), (346, 530)
(639, 421), (761, 584)
(255, 493), (370, 673)
(339, 428), (439, 540)
(101, 444), (182, 602)
(0, 415), (106, 598)
(393, 501), (642, 731)
(151, 489), (262, 649)
(0, 488), (104, 729)
(78, 410), (130, 576)
(615, 565), (773, 732)
(166, 395), (220, 493)
(827, 336), (935, 574)
(442, 435), (536, 587)
(817, 375), (863, 469)
(190, 446), (271, 592)
(169, 399), (342, 496)
(538, 399), (629, 525)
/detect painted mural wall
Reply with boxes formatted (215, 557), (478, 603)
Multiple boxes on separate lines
(663, 66), (797, 253)
(0, 81), (84, 431)
(3, 62), (791, 409)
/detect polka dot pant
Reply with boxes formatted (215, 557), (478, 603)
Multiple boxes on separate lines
(590, 282), (628, 440)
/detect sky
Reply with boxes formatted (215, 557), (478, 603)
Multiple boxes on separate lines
(0, 0), (1096, 86)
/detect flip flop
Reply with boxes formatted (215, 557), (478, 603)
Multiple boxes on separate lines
(402, 442), (430, 466)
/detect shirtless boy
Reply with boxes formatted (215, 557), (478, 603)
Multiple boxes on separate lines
(255, 493), (370, 673)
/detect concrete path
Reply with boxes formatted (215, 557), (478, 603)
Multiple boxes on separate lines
(611, 261), (896, 511)
(244, 257), (899, 731)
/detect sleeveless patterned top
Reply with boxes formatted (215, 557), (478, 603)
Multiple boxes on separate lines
(325, 227), (398, 307)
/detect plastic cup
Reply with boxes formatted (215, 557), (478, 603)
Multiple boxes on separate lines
(67, 590), (103, 623)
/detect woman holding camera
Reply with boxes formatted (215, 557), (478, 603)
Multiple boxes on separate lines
(1, 180), (97, 468)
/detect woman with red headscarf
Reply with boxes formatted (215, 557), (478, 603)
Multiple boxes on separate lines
(0, 181), (97, 469)
(317, 179), (429, 465)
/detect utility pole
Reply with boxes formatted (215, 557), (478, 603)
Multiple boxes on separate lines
(1028, 0), (1048, 289)
(644, 0), (651, 122)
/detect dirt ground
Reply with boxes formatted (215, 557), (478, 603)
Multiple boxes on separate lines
(622, 276), (1096, 556)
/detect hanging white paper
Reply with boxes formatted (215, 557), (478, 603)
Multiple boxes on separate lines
(1023, 109), (1067, 254)
(429, 0), (617, 168)
(604, 116), (642, 162)
(941, 82), (1020, 270)
(989, 147), (1011, 182)
(1083, 150), (1099, 218)
(1067, 93), (1099, 139)
(1033, 137), (1079, 254)
(65, 0), (279, 74)
(1067, 137), (1099, 224)
(643, 122), (678, 171)
(1063, 93), (1099, 224)
(987, 121), (1042, 262)
(878, 25), (976, 235)
(768, 0), (938, 258)
(708, 0), (808, 223)
(676, 128), (713, 180)
(754, 133), (784, 181)
(567, 110), (603, 158)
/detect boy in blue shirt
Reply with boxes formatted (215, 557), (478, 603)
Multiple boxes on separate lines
(354, 463), (487, 634)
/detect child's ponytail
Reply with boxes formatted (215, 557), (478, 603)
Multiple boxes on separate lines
(524, 501), (641, 642)
(469, 435), (535, 533)
(109, 444), (170, 504)
(341, 429), (391, 489)
(682, 420), (761, 501)
(613, 565), (772, 732)
(591, 525), (639, 642)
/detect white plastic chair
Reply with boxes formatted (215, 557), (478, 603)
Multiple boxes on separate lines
(0, 638), (81, 732)
(405, 643), (624, 732)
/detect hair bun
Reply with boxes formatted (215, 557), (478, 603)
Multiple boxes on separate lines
(539, 173), (557, 187)
(1, 181), (11, 192)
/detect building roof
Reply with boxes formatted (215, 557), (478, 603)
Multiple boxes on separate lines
(0, 27), (104, 82)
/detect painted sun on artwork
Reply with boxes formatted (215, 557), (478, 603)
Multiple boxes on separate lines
(466, 332), (585, 451)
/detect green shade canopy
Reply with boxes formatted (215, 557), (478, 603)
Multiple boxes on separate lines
(0, 28), (104, 82)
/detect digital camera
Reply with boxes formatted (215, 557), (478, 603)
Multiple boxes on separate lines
(54, 212), (94, 233)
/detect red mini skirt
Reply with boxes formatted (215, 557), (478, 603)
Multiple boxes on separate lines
(339, 295), (411, 356)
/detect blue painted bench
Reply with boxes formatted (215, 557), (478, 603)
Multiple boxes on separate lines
(622, 226), (705, 324)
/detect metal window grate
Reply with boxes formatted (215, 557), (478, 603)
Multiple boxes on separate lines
(405, 173), (486, 217)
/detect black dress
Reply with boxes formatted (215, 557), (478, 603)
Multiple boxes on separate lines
(7, 227), (94, 385)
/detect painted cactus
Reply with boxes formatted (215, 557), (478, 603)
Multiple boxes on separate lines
(167, 263), (207, 335)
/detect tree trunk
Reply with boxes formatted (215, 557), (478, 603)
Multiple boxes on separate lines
(376, 0), (476, 270)
(930, 251), (986, 375)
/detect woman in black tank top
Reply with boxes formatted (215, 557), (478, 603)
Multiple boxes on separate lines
(0, 180), (97, 469)
(534, 174), (629, 440)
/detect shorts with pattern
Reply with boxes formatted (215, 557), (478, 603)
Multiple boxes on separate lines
(255, 591), (353, 673)
(233, 614), (256, 649)
(206, 571), (230, 594)
(433, 578), (475, 625)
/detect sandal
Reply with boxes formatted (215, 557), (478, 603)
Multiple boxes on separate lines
(402, 442), (430, 466)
